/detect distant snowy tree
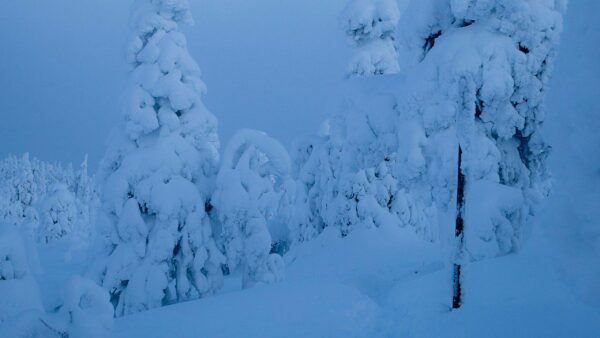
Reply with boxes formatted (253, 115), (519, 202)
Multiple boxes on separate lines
(76, 155), (92, 204)
(340, 0), (401, 76)
(0, 154), (96, 246)
(0, 154), (39, 237)
(91, 0), (224, 316)
(213, 130), (288, 288)
(13, 154), (39, 236)
(74, 155), (97, 244)
(38, 184), (77, 244)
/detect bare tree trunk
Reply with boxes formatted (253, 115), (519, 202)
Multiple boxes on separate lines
(452, 145), (465, 309)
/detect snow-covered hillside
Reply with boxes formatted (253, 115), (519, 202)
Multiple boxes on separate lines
(0, 0), (598, 337)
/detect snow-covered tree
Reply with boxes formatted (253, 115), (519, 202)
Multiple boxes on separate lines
(91, 0), (224, 316)
(213, 130), (288, 288)
(292, 0), (566, 266)
(393, 0), (565, 259)
(340, 0), (401, 76)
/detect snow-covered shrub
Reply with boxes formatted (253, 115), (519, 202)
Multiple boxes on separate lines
(91, 0), (224, 316)
(340, 0), (401, 76)
(293, 0), (565, 261)
(0, 224), (43, 326)
(0, 223), (56, 337)
(213, 129), (289, 288)
(56, 276), (113, 338)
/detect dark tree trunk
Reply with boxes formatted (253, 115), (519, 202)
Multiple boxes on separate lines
(452, 145), (465, 309)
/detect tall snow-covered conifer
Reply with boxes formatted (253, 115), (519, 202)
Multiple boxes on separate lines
(91, 0), (224, 316)
(392, 0), (565, 260)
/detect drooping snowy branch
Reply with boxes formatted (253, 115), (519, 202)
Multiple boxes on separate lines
(213, 129), (289, 288)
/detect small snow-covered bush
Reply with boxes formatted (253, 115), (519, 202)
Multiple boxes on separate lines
(0, 224), (43, 326)
(56, 276), (113, 338)
(214, 129), (289, 288)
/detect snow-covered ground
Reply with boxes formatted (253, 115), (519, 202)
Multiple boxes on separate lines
(111, 231), (599, 337)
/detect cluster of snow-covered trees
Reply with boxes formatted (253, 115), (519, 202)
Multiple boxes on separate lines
(88, 0), (566, 316)
(0, 153), (97, 245)
(88, 0), (290, 316)
(0, 0), (566, 328)
(289, 0), (565, 256)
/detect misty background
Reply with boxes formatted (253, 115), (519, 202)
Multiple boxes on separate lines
(0, 0), (349, 168)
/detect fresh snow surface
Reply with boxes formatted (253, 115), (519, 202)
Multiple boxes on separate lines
(112, 227), (600, 337)
(114, 226), (443, 337)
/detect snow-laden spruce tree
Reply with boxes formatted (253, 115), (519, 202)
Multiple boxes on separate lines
(0, 154), (40, 236)
(91, 0), (224, 316)
(393, 0), (566, 260)
(213, 130), (288, 288)
(340, 0), (401, 76)
(290, 0), (565, 262)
